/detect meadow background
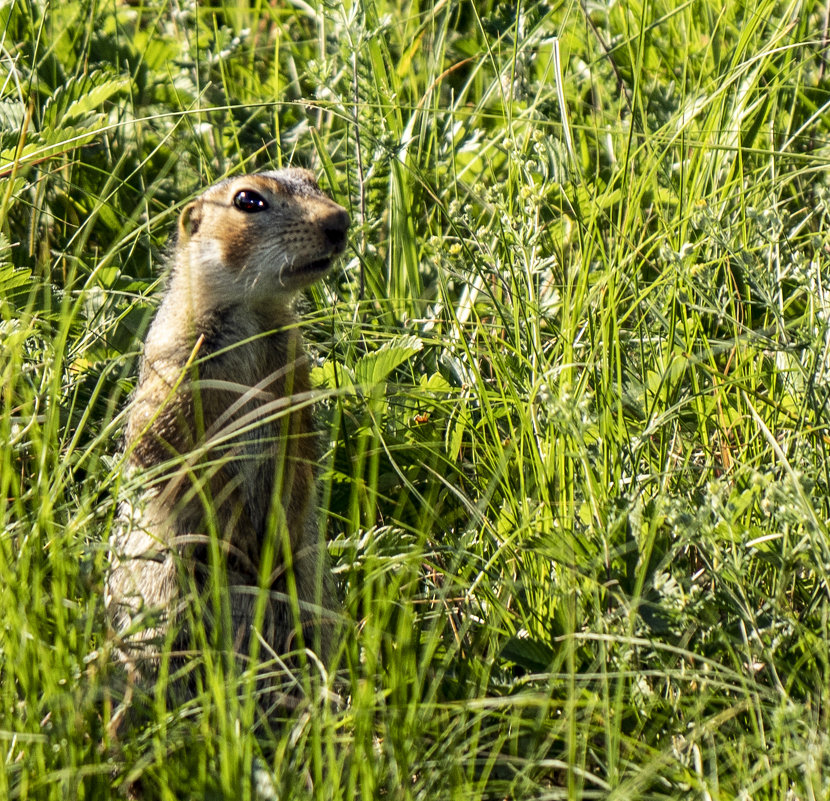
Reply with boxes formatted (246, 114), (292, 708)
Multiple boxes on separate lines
(2, 0), (830, 798)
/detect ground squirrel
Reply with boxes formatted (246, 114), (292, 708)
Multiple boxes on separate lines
(105, 168), (349, 705)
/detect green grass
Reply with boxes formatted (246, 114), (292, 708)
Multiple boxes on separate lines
(3, 0), (830, 797)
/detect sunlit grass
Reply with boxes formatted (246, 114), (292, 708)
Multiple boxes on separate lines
(1, 0), (830, 797)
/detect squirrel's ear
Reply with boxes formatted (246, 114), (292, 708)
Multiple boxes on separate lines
(178, 201), (202, 240)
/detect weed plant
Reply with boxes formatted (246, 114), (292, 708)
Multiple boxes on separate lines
(2, 0), (830, 798)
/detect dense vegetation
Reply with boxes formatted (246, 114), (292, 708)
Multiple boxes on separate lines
(2, 0), (830, 797)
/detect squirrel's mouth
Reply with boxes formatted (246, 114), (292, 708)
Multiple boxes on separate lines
(303, 257), (333, 273)
(279, 255), (335, 288)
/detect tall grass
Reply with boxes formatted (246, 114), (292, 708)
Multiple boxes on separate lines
(2, 0), (830, 797)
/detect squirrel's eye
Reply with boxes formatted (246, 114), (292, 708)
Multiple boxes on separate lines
(233, 190), (268, 213)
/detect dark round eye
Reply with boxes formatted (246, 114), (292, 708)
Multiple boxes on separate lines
(233, 190), (268, 213)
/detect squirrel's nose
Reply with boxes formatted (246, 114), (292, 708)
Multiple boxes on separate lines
(322, 208), (351, 251)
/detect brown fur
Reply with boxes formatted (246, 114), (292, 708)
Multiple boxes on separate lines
(105, 169), (349, 705)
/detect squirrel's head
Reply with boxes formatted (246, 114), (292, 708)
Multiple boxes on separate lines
(176, 169), (350, 308)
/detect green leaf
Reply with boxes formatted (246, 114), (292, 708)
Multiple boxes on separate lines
(0, 232), (13, 267)
(0, 263), (32, 305)
(500, 634), (555, 672)
(42, 69), (129, 128)
(0, 128), (101, 170)
(312, 360), (355, 392)
(354, 334), (423, 389)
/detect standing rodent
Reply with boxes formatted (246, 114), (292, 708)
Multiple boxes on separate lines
(105, 168), (349, 705)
